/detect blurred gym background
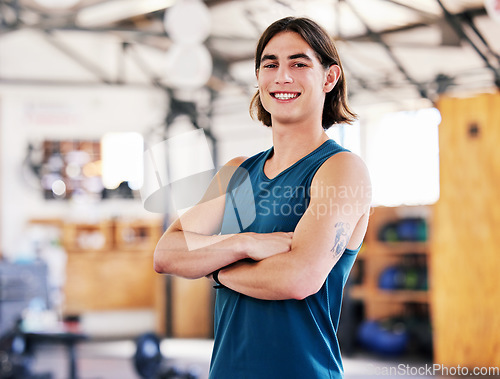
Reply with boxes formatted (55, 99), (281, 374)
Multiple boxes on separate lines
(1, 0), (499, 378)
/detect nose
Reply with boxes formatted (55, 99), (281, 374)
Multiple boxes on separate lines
(275, 65), (293, 84)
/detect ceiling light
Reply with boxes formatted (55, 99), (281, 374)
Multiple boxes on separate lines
(33, 0), (80, 9)
(164, 43), (212, 89)
(76, 0), (177, 28)
(163, 0), (211, 43)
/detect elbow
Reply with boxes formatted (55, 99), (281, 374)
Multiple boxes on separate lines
(289, 285), (321, 301)
(288, 272), (324, 300)
(153, 251), (170, 274)
(153, 248), (201, 280)
(153, 233), (179, 275)
(153, 241), (175, 275)
(153, 258), (165, 274)
(153, 234), (170, 274)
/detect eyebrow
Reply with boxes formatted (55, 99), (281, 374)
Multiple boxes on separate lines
(261, 53), (313, 63)
(289, 53), (313, 61)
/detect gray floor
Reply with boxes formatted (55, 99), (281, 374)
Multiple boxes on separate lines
(29, 339), (493, 379)
(31, 338), (212, 379)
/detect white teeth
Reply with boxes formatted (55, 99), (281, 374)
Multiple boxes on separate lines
(274, 93), (299, 100)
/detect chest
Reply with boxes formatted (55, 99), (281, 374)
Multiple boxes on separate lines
(222, 174), (312, 234)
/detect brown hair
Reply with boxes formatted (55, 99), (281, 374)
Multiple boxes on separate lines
(249, 17), (357, 129)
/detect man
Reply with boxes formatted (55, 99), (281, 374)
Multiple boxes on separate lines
(154, 17), (371, 379)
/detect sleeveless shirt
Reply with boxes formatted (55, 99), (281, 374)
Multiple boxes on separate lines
(209, 139), (361, 379)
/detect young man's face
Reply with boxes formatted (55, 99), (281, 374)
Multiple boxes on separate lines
(256, 31), (339, 128)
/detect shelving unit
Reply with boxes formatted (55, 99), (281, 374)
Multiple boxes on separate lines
(350, 205), (432, 320)
(28, 217), (214, 338)
(29, 218), (167, 334)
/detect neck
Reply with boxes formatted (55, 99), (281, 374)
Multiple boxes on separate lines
(269, 120), (328, 170)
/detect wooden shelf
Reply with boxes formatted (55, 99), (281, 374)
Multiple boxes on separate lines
(29, 217), (167, 335)
(349, 205), (431, 320)
(350, 285), (429, 303)
(367, 241), (429, 256)
(350, 285), (365, 300)
(373, 289), (429, 303)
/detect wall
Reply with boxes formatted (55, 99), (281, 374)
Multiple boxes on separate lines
(0, 84), (167, 257)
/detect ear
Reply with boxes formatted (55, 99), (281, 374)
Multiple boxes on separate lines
(324, 64), (341, 93)
(256, 68), (260, 80)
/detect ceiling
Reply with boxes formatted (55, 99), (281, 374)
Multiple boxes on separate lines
(1, 0), (500, 110)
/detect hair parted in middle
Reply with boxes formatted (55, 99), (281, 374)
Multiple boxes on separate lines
(249, 17), (357, 129)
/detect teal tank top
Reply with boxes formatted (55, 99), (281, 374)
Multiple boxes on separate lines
(209, 139), (361, 379)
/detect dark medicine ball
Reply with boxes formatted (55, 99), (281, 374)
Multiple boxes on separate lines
(358, 320), (409, 356)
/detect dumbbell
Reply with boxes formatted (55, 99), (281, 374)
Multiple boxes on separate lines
(133, 333), (200, 379)
(134, 333), (163, 379)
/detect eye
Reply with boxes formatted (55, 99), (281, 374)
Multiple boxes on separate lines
(293, 62), (308, 68)
(263, 63), (277, 69)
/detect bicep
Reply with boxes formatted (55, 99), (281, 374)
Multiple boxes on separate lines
(290, 153), (371, 270)
(290, 199), (360, 272)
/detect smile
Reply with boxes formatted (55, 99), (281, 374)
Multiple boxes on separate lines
(271, 92), (300, 100)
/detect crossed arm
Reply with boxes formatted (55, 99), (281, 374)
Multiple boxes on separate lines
(153, 152), (371, 301)
(153, 156), (293, 279)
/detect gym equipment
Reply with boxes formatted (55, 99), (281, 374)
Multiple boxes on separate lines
(0, 320), (52, 379)
(378, 254), (428, 291)
(357, 319), (409, 356)
(417, 266), (429, 291)
(133, 332), (200, 379)
(378, 266), (403, 290)
(378, 218), (427, 242)
(407, 317), (433, 357)
(378, 222), (399, 242)
(134, 333), (163, 378)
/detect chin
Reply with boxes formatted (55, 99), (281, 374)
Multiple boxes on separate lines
(272, 117), (303, 127)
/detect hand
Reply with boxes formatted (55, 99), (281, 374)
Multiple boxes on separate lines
(242, 232), (293, 261)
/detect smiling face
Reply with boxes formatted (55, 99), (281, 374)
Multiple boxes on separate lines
(256, 31), (340, 129)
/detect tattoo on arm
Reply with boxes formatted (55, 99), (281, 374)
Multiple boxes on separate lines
(331, 222), (351, 259)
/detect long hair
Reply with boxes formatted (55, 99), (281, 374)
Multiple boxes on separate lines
(249, 17), (357, 129)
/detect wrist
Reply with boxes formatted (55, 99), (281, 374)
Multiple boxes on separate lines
(212, 268), (226, 289)
(235, 233), (252, 259)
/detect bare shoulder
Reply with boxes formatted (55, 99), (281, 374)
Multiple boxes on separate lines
(200, 156), (248, 202)
(216, 156), (248, 182)
(225, 156), (248, 168)
(312, 151), (371, 204)
(316, 151), (370, 182)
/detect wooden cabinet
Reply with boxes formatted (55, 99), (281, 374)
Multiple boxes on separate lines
(169, 277), (213, 339)
(30, 218), (167, 334)
(350, 206), (431, 320)
(62, 219), (166, 333)
(63, 250), (159, 312)
(62, 221), (115, 253)
(30, 217), (214, 338)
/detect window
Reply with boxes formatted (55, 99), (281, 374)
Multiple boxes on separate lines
(365, 108), (441, 206)
(101, 132), (144, 191)
(326, 121), (362, 156)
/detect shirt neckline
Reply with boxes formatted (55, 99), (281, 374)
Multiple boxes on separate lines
(260, 139), (332, 181)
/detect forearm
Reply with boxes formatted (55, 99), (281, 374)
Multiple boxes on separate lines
(218, 250), (322, 301)
(154, 230), (248, 279)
